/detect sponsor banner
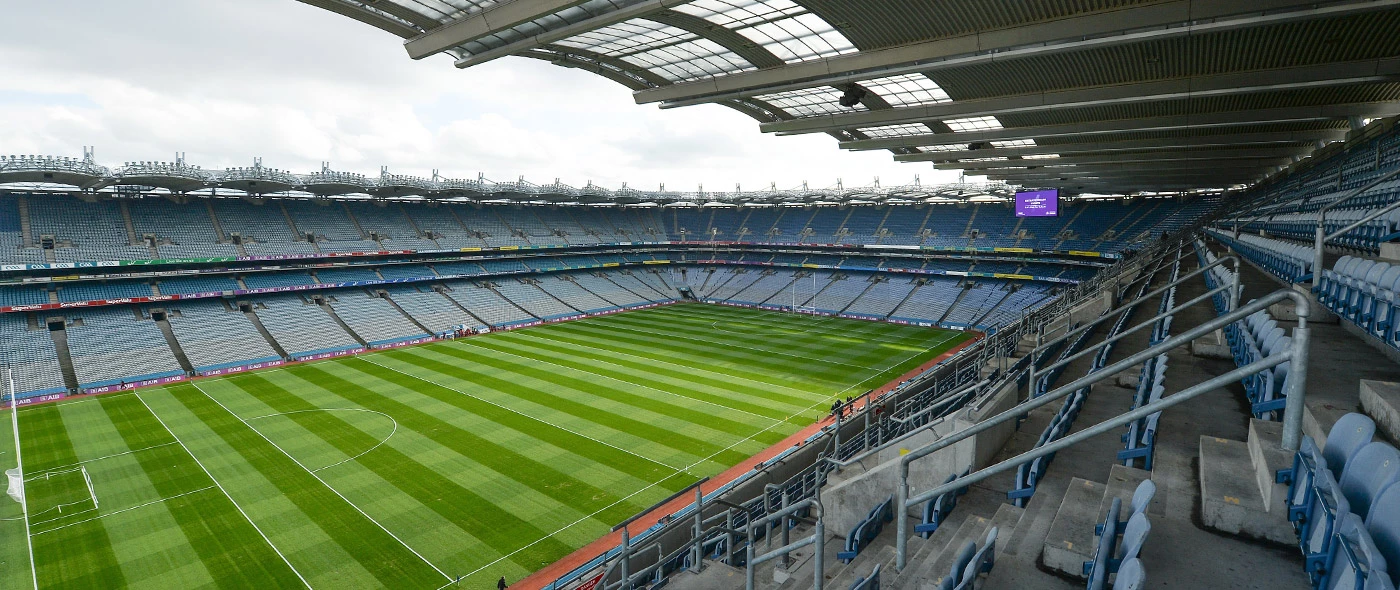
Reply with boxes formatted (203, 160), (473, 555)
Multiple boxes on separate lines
(83, 373), (187, 395)
(992, 273), (1034, 280)
(642, 260), (670, 265)
(499, 246), (520, 251)
(576, 572), (605, 590)
(12, 392), (65, 407)
(1067, 250), (1103, 257)
(603, 262), (621, 267)
(372, 336), (436, 350)
(296, 347), (366, 362)
(199, 360), (286, 377)
(995, 247), (1034, 254)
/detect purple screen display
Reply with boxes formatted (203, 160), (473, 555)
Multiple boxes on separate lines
(1015, 189), (1059, 217)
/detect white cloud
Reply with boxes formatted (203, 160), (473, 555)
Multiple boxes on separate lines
(0, 0), (968, 191)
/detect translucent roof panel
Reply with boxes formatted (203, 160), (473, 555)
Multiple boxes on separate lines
(1023, 154), (1061, 159)
(858, 124), (934, 138)
(554, 19), (754, 82)
(944, 116), (1004, 132)
(756, 87), (867, 117)
(674, 0), (857, 64)
(392, 0), (501, 22)
(917, 144), (970, 152)
(858, 74), (951, 108)
(990, 139), (1036, 148)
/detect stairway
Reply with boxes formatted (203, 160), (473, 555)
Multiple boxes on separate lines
(317, 299), (369, 346)
(205, 200), (228, 242)
(890, 503), (1024, 589)
(434, 287), (491, 328)
(242, 306), (290, 359)
(1196, 419), (1300, 544)
(46, 320), (80, 392)
(380, 291), (434, 334)
(342, 202), (369, 239)
(1041, 465), (1154, 577)
(839, 277), (881, 314)
(17, 194), (34, 247)
(153, 312), (196, 374)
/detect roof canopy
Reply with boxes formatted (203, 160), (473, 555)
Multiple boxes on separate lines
(300, 0), (1400, 193)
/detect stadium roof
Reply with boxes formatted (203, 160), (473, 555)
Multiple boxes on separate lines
(299, 0), (1400, 194)
(0, 153), (1041, 205)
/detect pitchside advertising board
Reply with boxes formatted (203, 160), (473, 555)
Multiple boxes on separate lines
(1015, 189), (1059, 217)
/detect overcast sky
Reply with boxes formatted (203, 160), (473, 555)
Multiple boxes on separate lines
(0, 0), (974, 192)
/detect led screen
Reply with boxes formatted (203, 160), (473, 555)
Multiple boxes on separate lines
(1015, 189), (1059, 217)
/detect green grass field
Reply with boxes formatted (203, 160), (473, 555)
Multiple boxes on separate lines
(0, 304), (970, 589)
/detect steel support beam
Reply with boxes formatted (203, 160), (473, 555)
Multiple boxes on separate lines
(632, 0), (1400, 106)
(829, 102), (1400, 148)
(406, 0), (592, 60)
(936, 150), (1302, 170)
(892, 129), (1346, 162)
(452, 0), (690, 68)
(764, 59), (1400, 136)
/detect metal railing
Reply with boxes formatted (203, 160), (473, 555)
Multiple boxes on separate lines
(745, 499), (825, 590)
(893, 287), (1310, 570)
(1311, 166), (1400, 288)
(1026, 254), (1240, 397)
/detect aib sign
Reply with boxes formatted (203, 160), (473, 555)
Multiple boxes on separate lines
(1014, 189), (1060, 217)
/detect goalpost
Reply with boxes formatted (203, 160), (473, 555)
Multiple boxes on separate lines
(7, 368), (39, 589)
(790, 272), (819, 315)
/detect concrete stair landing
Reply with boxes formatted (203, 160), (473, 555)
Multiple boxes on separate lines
(1197, 419), (1294, 544)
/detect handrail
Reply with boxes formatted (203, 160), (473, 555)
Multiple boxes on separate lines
(1311, 167), (1400, 288)
(1033, 282), (1234, 392)
(893, 287), (1310, 570)
(745, 499), (824, 590)
(1027, 254), (1239, 393)
(824, 379), (995, 471)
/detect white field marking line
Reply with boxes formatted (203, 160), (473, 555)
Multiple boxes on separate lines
(186, 382), (452, 583)
(553, 319), (872, 370)
(244, 408), (399, 473)
(134, 391), (313, 589)
(25, 441), (179, 479)
(9, 369), (38, 590)
(453, 337), (795, 420)
(355, 356), (689, 473)
(243, 409), (400, 473)
(26, 506), (97, 526)
(22, 499), (94, 522)
(502, 327), (841, 397)
(440, 340), (940, 587)
(29, 486), (217, 535)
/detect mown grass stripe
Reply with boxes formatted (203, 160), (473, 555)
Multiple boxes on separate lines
(547, 320), (887, 386)
(651, 305), (944, 343)
(18, 405), (129, 590)
(287, 362), (672, 517)
(502, 327), (830, 402)
(398, 345), (785, 454)
(216, 372), (581, 573)
(457, 336), (806, 422)
(162, 383), (446, 588)
(96, 394), (305, 589)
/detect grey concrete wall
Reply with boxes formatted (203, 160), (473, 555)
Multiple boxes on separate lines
(820, 418), (976, 538)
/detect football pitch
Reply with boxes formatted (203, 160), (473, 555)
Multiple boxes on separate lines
(0, 304), (971, 589)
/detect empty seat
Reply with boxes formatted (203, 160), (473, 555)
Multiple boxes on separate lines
(1323, 513), (1392, 590)
(1339, 443), (1400, 519)
(1325, 414), (1379, 479)
(1368, 485), (1400, 588)
(952, 527), (997, 590)
(1113, 558), (1144, 590)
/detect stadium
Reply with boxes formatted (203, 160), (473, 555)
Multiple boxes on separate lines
(3, 1), (1400, 589)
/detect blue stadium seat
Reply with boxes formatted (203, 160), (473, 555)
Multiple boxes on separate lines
(952, 527), (997, 590)
(1322, 513), (1392, 590)
(1113, 558), (1145, 590)
(1367, 484), (1400, 589)
(940, 541), (977, 590)
(1339, 443), (1400, 519)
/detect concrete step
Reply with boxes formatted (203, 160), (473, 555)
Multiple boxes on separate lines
(1361, 380), (1400, 444)
(828, 545), (893, 590)
(1248, 419), (1293, 510)
(1098, 464), (1155, 520)
(664, 562), (747, 590)
(986, 503), (1025, 559)
(1304, 399), (1353, 449)
(1198, 435), (1295, 544)
(1041, 477), (1106, 577)
(902, 514), (992, 590)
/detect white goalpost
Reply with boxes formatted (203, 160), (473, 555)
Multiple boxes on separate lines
(790, 272), (819, 315)
(7, 368), (39, 589)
